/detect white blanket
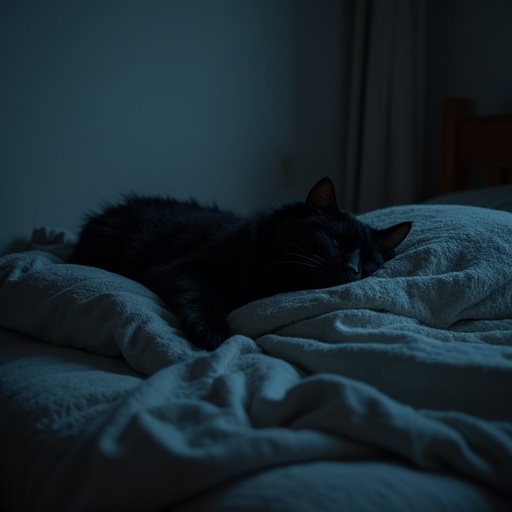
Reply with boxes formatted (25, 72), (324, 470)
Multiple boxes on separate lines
(1, 204), (512, 510)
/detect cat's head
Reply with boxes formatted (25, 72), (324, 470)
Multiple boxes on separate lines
(259, 177), (412, 295)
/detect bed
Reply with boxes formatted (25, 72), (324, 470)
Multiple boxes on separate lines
(1, 99), (511, 511)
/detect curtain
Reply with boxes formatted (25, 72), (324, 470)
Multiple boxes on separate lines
(342, 0), (426, 213)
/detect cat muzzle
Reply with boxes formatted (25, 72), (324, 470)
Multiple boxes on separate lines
(344, 250), (361, 279)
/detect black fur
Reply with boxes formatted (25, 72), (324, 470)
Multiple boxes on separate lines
(70, 178), (412, 350)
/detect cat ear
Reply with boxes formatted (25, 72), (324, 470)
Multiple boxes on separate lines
(305, 177), (339, 213)
(376, 221), (412, 249)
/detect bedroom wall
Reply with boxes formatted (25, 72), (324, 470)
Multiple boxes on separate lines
(424, 0), (512, 199)
(3, 0), (510, 255)
(0, 0), (343, 255)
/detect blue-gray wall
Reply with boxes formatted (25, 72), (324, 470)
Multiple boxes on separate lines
(0, 0), (343, 254)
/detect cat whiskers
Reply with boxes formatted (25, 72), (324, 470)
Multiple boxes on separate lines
(284, 242), (328, 269)
(261, 259), (316, 277)
(284, 252), (326, 270)
(261, 251), (327, 278)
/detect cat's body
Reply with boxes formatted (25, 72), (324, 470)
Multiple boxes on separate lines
(71, 178), (412, 350)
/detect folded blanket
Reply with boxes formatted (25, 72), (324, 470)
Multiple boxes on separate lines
(0, 248), (209, 375)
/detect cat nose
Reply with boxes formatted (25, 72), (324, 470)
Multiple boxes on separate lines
(345, 263), (359, 276)
(344, 250), (360, 278)
(344, 262), (360, 278)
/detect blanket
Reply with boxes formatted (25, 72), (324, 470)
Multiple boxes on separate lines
(0, 204), (512, 510)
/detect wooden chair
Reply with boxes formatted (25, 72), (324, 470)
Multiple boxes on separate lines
(440, 98), (512, 194)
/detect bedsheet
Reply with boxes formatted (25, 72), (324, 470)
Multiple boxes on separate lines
(1, 204), (512, 511)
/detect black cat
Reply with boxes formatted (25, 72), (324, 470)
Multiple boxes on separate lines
(70, 178), (412, 350)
